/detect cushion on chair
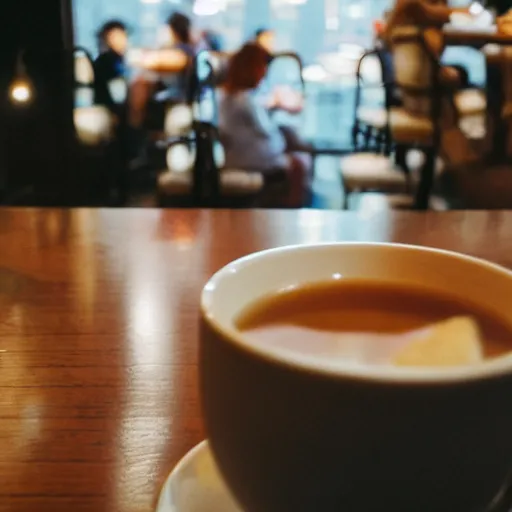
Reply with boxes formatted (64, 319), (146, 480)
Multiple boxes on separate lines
(454, 89), (486, 116)
(220, 170), (265, 196)
(164, 104), (194, 137)
(74, 106), (115, 146)
(389, 107), (433, 145)
(357, 192), (448, 211)
(158, 171), (192, 197)
(340, 153), (408, 193)
(166, 143), (226, 174)
(158, 170), (264, 198)
(356, 106), (388, 130)
(384, 194), (448, 210)
(166, 144), (195, 174)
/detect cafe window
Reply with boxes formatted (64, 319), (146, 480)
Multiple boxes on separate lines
(71, 0), (394, 148)
(72, 0), (392, 59)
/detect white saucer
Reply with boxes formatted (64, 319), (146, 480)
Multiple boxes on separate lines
(156, 441), (242, 512)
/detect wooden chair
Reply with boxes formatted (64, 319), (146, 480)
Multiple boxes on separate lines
(268, 52), (306, 92)
(157, 124), (264, 207)
(341, 47), (413, 209)
(72, 47), (126, 204)
(339, 152), (413, 209)
(389, 27), (487, 208)
(339, 151), (450, 210)
(157, 51), (265, 207)
(386, 28), (444, 209)
(72, 47), (116, 147)
(352, 47), (398, 154)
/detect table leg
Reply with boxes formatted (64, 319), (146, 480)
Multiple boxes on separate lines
(486, 54), (506, 161)
(414, 149), (436, 210)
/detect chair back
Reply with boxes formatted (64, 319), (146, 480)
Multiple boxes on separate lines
(389, 27), (439, 117)
(352, 46), (397, 152)
(267, 52), (305, 94)
(73, 47), (95, 108)
(354, 48), (388, 112)
(166, 50), (221, 203)
(187, 50), (219, 124)
(265, 52), (305, 129)
(180, 50), (265, 205)
(74, 47), (95, 86)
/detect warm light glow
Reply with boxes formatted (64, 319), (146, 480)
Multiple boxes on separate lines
(10, 81), (32, 104)
(303, 64), (329, 82)
(469, 2), (484, 15)
(193, 0), (225, 15)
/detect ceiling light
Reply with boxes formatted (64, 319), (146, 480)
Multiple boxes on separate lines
(8, 51), (34, 106)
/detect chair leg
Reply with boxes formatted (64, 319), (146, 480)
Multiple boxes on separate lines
(376, 130), (386, 154)
(363, 126), (372, 151)
(395, 144), (409, 172)
(352, 124), (360, 150)
(414, 149), (436, 210)
(341, 188), (351, 210)
(384, 128), (392, 156)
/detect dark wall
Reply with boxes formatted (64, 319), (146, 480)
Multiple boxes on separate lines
(0, 0), (76, 204)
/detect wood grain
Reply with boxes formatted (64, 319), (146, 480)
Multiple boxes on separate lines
(1, 208), (512, 511)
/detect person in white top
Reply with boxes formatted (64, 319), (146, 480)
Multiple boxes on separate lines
(219, 43), (312, 207)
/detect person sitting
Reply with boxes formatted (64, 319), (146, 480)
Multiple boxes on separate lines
(385, 0), (489, 170)
(129, 11), (196, 128)
(219, 43), (312, 207)
(94, 20), (129, 117)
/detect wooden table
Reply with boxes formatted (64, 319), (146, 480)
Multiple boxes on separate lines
(444, 25), (512, 160)
(2, 208), (512, 512)
(444, 25), (512, 48)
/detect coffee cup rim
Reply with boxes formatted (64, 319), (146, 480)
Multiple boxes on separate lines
(201, 243), (512, 384)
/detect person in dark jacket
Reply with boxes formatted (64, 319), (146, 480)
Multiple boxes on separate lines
(94, 20), (129, 116)
(129, 12), (197, 128)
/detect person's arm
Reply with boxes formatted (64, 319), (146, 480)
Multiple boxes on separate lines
(262, 87), (303, 114)
(244, 94), (286, 152)
(243, 94), (277, 138)
(141, 48), (189, 73)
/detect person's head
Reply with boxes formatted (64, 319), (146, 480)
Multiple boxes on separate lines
(224, 43), (270, 95)
(98, 20), (128, 55)
(255, 28), (275, 54)
(168, 12), (192, 45)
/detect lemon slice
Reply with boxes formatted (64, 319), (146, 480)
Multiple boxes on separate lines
(393, 316), (483, 367)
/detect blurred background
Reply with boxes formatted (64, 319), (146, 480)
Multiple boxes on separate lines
(0, 0), (491, 209)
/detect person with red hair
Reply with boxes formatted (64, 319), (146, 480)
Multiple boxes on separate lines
(219, 43), (311, 207)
